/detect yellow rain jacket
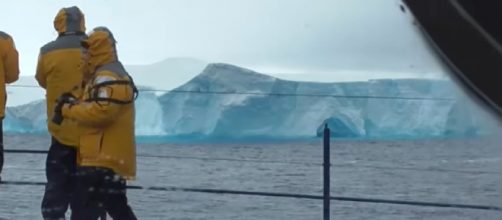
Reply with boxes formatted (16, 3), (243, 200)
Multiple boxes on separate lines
(35, 6), (86, 146)
(0, 31), (20, 118)
(62, 27), (137, 179)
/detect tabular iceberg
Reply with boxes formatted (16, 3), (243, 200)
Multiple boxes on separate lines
(4, 63), (496, 140)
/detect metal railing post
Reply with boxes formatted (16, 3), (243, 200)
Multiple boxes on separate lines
(323, 124), (331, 220)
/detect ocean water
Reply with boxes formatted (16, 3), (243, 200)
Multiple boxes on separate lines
(1, 134), (501, 219)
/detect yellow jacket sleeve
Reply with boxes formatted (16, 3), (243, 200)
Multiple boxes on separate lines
(35, 53), (47, 89)
(62, 73), (134, 127)
(62, 100), (122, 127)
(2, 37), (19, 84)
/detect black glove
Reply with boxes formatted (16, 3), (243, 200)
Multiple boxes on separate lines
(52, 93), (77, 125)
(59, 92), (77, 104)
(52, 101), (65, 125)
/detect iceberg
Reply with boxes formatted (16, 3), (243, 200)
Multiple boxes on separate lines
(4, 90), (165, 136)
(4, 100), (47, 134)
(159, 63), (495, 139)
(4, 63), (497, 140)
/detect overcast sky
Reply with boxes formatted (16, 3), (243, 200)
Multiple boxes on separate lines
(0, 0), (446, 78)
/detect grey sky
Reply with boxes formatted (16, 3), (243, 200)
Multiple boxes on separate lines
(1, 0), (445, 78)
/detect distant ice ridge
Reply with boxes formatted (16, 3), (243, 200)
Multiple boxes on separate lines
(4, 63), (497, 140)
(5, 57), (208, 107)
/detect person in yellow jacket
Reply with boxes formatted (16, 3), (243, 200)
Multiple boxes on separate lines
(35, 6), (87, 220)
(0, 31), (20, 181)
(54, 26), (137, 220)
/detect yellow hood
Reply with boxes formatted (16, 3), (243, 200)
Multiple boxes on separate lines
(54, 6), (86, 34)
(82, 27), (118, 73)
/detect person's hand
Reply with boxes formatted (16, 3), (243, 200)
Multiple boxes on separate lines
(52, 93), (77, 125)
(52, 101), (65, 125)
(59, 92), (77, 104)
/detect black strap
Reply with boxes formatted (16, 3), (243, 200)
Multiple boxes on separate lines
(85, 79), (138, 105)
(85, 97), (134, 105)
(91, 80), (139, 100)
(91, 80), (134, 89)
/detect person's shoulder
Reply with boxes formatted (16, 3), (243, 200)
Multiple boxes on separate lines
(40, 40), (58, 55)
(0, 31), (12, 40)
(98, 62), (130, 78)
(0, 32), (14, 51)
(40, 36), (83, 55)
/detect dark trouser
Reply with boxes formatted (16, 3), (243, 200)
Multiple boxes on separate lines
(41, 138), (77, 220)
(0, 118), (3, 178)
(71, 167), (137, 220)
